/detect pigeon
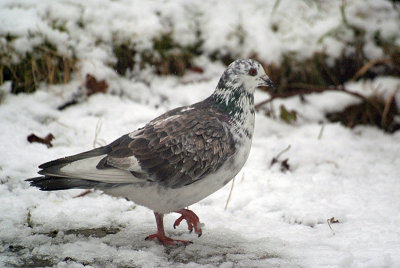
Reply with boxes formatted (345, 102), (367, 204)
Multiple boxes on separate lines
(27, 59), (274, 246)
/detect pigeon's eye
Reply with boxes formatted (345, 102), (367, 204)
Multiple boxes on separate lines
(248, 68), (257, 76)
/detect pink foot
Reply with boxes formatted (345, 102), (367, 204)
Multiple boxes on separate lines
(145, 232), (191, 246)
(146, 212), (192, 246)
(173, 209), (202, 237)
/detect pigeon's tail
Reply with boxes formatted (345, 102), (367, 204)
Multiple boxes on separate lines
(26, 145), (111, 191)
(26, 176), (103, 191)
(26, 146), (113, 191)
(26, 136), (138, 191)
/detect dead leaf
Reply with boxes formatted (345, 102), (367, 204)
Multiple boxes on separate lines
(85, 74), (108, 96)
(280, 159), (290, 172)
(270, 145), (291, 172)
(27, 133), (55, 148)
(328, 217), (340, 224)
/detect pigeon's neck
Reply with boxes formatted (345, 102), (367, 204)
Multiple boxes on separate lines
(211, 84), (255, 139)
(212, 83), (254, 116)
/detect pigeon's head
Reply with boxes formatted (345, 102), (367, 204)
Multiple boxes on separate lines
(212, 59), (274, 114)
(219, 59), (274, 93)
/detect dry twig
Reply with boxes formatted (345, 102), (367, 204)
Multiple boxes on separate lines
(327, 217), (340, 235)
(224, 177), (236, 210)
(351, 58), (391, 81)
(74, 190), (93, 198)
(382, 91), (397, 127)
(270, 145), (291, 167)
(93, 120), (107, 148)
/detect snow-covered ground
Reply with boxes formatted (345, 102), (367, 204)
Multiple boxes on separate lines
(1, 0), (400, 267)
(1, 66), (400, 267)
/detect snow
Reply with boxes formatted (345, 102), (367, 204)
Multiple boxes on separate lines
(1, 70), (400, 267)
(2, 0), (399, 65)
(1, 0), (400, 267)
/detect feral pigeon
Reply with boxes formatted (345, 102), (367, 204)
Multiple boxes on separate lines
(27, 59), (274, 245)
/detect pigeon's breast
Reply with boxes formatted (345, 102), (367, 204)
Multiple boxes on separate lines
(164, 112), (255, 211)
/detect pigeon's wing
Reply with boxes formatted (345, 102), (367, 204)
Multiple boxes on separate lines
(98, 109), (236, 188)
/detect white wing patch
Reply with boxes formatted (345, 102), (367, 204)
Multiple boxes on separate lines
(152, 115), (180, 128)
(180, 106), (194, 112)
(54, 156), (140, 183)
(107, 155), (144, 173)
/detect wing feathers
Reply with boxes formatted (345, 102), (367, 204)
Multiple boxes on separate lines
(38, 146), (110, 169)
(32, 103), (236, 190)
(27, 176), (130, 191)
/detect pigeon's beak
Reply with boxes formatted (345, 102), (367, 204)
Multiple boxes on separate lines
(259, 75), (274, 88)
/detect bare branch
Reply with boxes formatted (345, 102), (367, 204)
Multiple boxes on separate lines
(255, 84), (381, 113)
(351, 58), (391, 81)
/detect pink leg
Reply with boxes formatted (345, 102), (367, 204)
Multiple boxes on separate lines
(145, 212), (192, 246)
(173, 209), (202, 237)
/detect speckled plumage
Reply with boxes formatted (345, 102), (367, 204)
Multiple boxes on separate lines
(27, 59), (274, 245)
(96, 98), (236, 189)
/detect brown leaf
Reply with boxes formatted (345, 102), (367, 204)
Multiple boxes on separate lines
(85, 74), (108, 96)
(27, 133), (55, 148)
(280, 159), (290, 172)
(188, 66), (204, 73)
(328, 217), (340, 224)
(270, 145), (291, 172)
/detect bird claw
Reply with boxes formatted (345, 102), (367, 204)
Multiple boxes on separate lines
(173, 215), (184, 229)
(145, 233), (192, 246)
(173, 209), (202, 236)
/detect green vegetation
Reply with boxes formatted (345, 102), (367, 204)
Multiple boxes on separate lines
(0, 39), (76, 94)
(262, 29), (399, 96)
(326, 95), (399, 133)
(279, 105), (297, 124)
(113, 34), (202, 76)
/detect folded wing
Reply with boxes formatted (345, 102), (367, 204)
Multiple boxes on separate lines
(28, 106), (235, 190)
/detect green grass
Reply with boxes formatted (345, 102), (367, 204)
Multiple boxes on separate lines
(0, 40), (76, 94)
(113, 33), (203, 76)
